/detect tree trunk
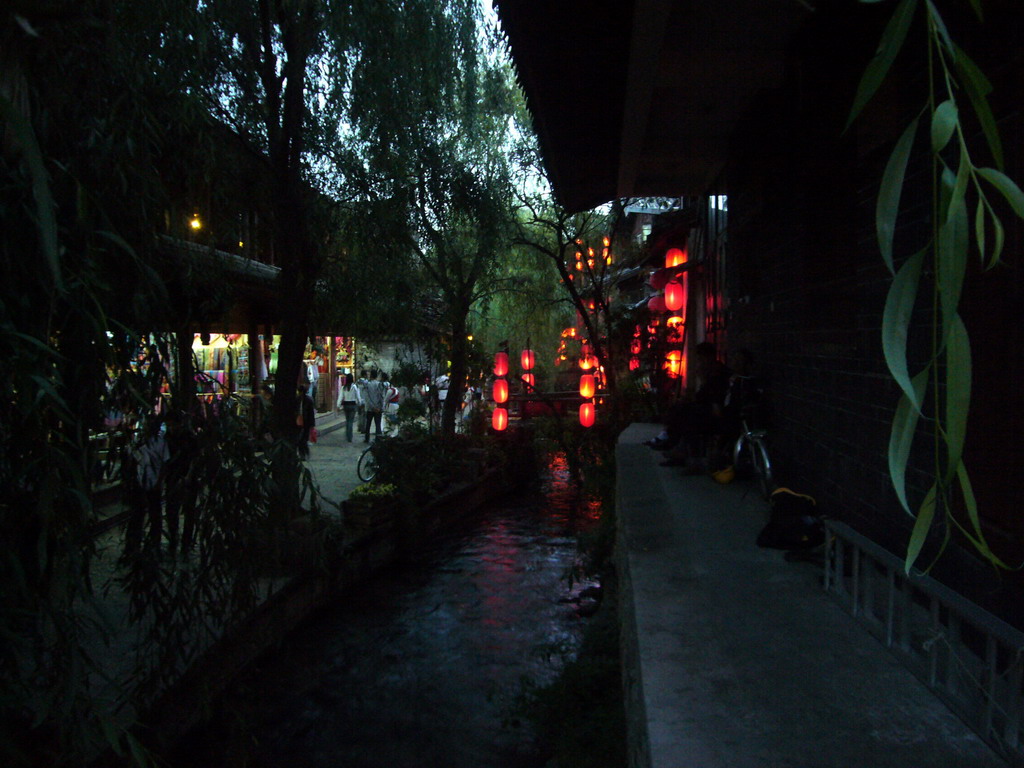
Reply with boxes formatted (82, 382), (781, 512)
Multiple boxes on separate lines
(441, 304), (469, 438)
(271, 295), (310, 441)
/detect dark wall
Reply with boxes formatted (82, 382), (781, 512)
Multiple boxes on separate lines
(723, 2), (1024, 626)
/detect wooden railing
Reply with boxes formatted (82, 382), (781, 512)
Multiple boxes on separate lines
(824, 520), (1024, 766)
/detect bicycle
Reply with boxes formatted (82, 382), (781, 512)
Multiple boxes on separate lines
(357, 444), (378, 483)
(732, 418), (774, 500)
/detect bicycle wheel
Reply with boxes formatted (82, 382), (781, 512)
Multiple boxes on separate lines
(750, 437), (774, 500)
(357, 447), (377, 483)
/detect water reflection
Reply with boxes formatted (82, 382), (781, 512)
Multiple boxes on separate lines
(180, 453), (603, 768)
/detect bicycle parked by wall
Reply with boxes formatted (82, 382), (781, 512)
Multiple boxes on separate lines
(732, 417), (774, 501)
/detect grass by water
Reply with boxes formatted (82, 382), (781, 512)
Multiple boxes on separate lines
(514, 484), (627, 768)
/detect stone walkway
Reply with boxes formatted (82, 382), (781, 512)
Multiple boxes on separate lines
(616, 422), (1008, 768)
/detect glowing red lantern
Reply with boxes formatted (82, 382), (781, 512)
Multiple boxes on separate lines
(579, 401), (595, 428)
(665, 247), (687, 268)
(493, 378), (508, 404)
(648, 295), (667, 313)
(629, 356), (640, 371)
(665, 279), (684, 311)
(630, 339), (642, 355)
(666, 316), (685, 343)
(665, 350), (683, 378)
(521, 372), (535, 388)
(492, 407), (508, 431)
(494, 351), (509, 377)
(579, 374), (596, 399)
(520, 349), (535, 370)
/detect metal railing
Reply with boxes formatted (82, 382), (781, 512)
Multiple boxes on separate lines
(824, 520), (1024, 767)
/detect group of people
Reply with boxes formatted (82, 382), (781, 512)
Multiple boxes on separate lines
(252, 368), (402, 459)
(646, 342), (767, 473)
(336, 370), (399, 444)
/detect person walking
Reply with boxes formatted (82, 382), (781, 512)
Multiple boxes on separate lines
(336, 373), (362, 443)
(363, 371), (386, 442)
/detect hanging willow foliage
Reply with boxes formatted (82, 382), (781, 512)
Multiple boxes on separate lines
(848, 0), (1024, 572)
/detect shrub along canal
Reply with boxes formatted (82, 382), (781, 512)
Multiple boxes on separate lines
(174, 453), (609, 767)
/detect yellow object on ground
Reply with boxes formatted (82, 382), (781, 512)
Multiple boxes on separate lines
(712, 465), (735, 484)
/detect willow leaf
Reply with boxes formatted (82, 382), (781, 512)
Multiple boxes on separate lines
(0, 92), (62, 290)
(889, 368), (929, 516)
(976, 167), (1024, 219)
(924, 1), (954, 57)
(989, 209), (1005, 269)
(943, 315), (971, 485)
(937, 182), (967, 340)
(882, 248), (925, 409)
(905, 483), (937, 573)
(954, 45), (1003, 170)
(974, 198), (986, 264)
(878, 119), (919, 274)
(954, 462), (1007, 568)
(846, 0), (919, 130)
(930, 99), (957, 153)
(947, 147), (970, 224)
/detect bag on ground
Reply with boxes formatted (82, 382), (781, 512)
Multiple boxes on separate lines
(756, 487), (824, 550)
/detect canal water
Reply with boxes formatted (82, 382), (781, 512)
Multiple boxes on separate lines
(179, 453), (604, 767)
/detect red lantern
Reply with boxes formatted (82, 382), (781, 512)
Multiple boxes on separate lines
(649, 268), (670, 290)
(493, 378), (508, 404)
(630, 339), (642, 355)
(665, 279), (684, 311)
(648, 295), (667, 313)
(665, 247), (687, 268)
(520, 349), (535, 370)
(579, 401), (595, 428)
(665, 350), (683, 378)
(666, 316), (685, 343)
(579, 374), (596, 399)
(521, 372), (535, 389)
(494, 351), (509, 377)
(492, 407), (508, 431)
(629, 356), (640, 371)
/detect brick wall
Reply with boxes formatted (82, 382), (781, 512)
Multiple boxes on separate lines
(722, 2), (1024, 625)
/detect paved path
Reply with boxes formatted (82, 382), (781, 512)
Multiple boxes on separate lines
(616, 422), (1007, 768)
(304, 410), (368, 510)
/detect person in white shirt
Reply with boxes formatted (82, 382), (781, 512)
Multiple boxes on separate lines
(336, 373), (362, 443)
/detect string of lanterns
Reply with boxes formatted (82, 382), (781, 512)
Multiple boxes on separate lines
(492, 350), (509, 431)
(492, 234), (642, 433)
(646, 246), (689, 379)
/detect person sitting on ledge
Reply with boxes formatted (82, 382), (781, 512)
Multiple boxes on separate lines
(646, 341), (731, 472)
